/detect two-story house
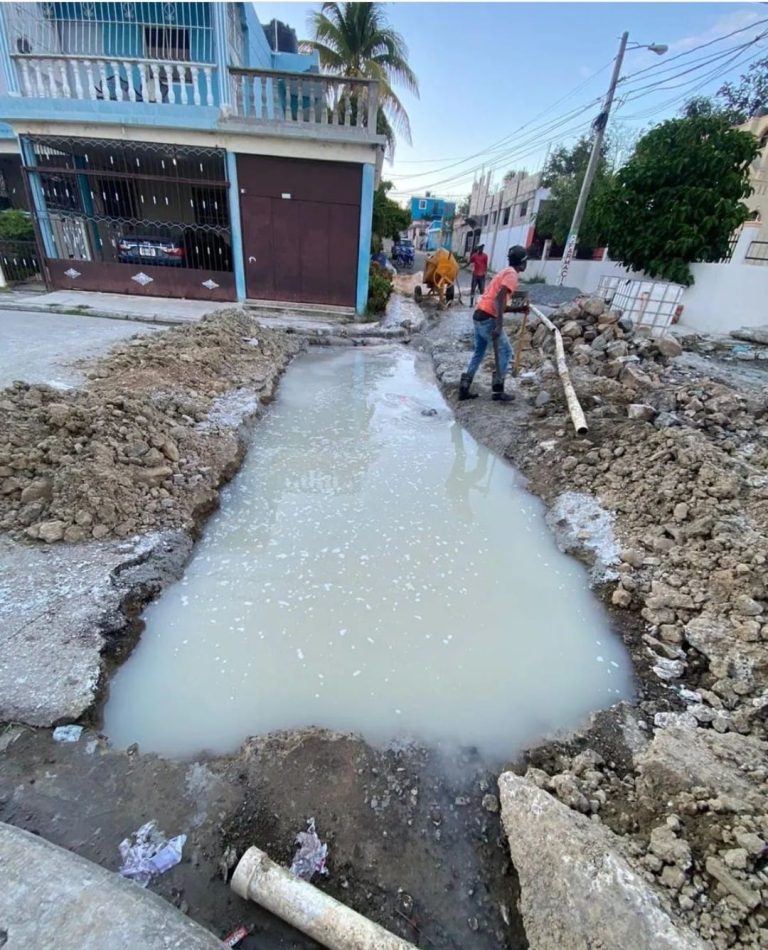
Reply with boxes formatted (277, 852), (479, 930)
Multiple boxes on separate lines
(0, 2), (384, 313)
(739, 113), (768, 239)
(406, 193), (455, 251)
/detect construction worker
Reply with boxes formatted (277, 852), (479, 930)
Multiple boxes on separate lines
(458, 245), (528, 403)
(468, 244), (488, 306)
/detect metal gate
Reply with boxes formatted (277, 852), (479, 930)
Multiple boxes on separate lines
(21, 135), (236, 301)
(0, 239), (41, 285)
(237, 154), (360, 307)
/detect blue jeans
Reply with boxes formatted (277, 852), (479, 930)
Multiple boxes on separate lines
(466, 316), (511, 378)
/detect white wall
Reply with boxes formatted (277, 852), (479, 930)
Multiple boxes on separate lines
(682, 260), (768, 333)
(525, 224), (768, 335)
(525, 257), (646, 291)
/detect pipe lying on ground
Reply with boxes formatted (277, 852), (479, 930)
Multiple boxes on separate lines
(529, 304), (589, 435)
(231, 846), (417, 950)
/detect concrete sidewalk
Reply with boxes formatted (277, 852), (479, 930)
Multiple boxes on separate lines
(0, 822), (222, 948)
(0, 289), (229, 325)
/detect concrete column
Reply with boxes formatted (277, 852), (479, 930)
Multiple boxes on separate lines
(226, 151), (246, 302)
(0, 8), (21, 96)
(212, 3), (232, 109)
(356, 163), (375, 315)
(542, 239), (551, 263)
(19, 137), (56, 258)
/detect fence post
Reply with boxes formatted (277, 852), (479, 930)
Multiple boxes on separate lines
(0, 259), (7, 289)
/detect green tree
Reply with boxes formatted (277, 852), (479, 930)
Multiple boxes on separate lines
(457, 194), (470, 216)
(595, 116), (759, 286)
(303, 2), (419, 158)
(717, 56), (768, 124)
(535, 136), (611, 247)
(371, 180), (410, 248)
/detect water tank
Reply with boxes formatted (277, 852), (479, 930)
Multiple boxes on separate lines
(265, 19), (298, 54)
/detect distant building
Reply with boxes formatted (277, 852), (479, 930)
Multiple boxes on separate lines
(739, 114), (768, 238)
(408, 193), (455, 251)
(455, 171), (549, 270)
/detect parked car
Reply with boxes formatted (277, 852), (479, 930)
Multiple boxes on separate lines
(117, 230), (185, 266)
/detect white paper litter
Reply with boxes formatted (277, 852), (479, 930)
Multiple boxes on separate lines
(118, 820), (186, 886)
(290, 817), (328, 881)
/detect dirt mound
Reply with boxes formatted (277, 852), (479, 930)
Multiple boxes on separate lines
(0, 310), (301, 543)
(424, 295), (768, 948)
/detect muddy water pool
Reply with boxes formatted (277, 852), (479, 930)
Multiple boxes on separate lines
(104, 347), (632, 758)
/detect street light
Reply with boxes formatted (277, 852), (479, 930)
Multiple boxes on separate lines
(556, 33), (667, 286)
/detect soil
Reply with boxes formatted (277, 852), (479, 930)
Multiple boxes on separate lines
(2, 295), (768, 948)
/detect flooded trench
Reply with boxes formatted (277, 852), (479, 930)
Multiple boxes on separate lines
(104, 346), (632, 758)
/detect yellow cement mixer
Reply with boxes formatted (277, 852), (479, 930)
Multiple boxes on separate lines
(413, 248), (460, 310)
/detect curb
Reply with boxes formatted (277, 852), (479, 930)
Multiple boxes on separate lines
(0, 300), (193, 326)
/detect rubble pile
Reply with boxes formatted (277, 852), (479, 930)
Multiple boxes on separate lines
(0, 310), (300, 542)
(426, 294), (768, 948)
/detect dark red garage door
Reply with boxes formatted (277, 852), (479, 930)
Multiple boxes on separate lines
(237, 155), (361, 308)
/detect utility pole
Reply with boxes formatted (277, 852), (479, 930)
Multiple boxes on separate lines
(557, 31), (629, 286)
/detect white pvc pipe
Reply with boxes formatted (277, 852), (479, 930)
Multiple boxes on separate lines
(231, 846), (417, 950)
(530, 304), (588, 435)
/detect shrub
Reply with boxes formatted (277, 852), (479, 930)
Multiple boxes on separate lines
(367, 263), (393, 315)
(0, 210), (35, 242)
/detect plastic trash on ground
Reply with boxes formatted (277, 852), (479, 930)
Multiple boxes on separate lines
(52, 725), (83, 743)
(289, 817), (328, 881)
(223, 926), (249, 947)
(118, 820), (186, 887)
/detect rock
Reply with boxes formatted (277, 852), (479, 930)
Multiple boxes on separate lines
(561, 320), (583, 339)
(618, 315), (634, 333)
(604, 340), (629, 358)
(481, 793), (500, 813)
(649, 826), (692, 868)
(654, 411), (681, 429)
(133, 466), (173, 487)
(635, 726), (767, 811)
(37, 520), (66, 543)
(597, 310), (619, 326)
(685, 613), (768, 683)
(729, 325), (768, 345)
(592, 329), (616, 352)
(734, 831), (766, 856)
(620, 364), (653, 388)
(534, 391), (552, 408)
(722, 848), (748, 870)
(550, 773), (590, 813)
(673, 503), (689, 522)
(46, 403), (72, 426)
(582, 296), (606, 318)
(628, 403), (656, 422)
(20, 478), (53, 504)
(620, 548), (645, 569)
(498, 772), (704, 950)
(732, 593), (762, 617)
(572, 749), (604, 776)
(612, 587), (632, 608)
(655, 336), (683, 358)
(660, 865), (687, 890)
(705, 857), (760, 910)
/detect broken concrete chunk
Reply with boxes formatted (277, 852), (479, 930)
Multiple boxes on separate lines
(655, 336), (684, 358)
(498, 772), (705, 950)
(628, 403), (656, 422)
(705, 856), (760, 910)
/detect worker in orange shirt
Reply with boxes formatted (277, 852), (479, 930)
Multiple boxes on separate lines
(459, 245), (528, 404)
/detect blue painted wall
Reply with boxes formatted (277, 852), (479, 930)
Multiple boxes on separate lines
(410, 196), (455, 222)
(356, 163), (375, 315)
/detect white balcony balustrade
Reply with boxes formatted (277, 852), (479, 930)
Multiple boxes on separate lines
(228, 68), (380, 137)
(12, 54), (216, 107)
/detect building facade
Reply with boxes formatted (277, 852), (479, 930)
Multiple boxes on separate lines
(407, 193), (455, 251)
(739, 114), (768, 239)
(455, 170), (548, 270)
(0, 2), (384, 312)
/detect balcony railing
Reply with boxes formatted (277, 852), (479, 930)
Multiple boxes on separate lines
(228, 68), (380, 136)
(12, 54), (216, 107)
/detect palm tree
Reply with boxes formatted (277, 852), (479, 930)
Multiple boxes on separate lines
(302, 2), (419, 158)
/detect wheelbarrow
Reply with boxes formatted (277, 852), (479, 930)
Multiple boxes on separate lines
(413, 248), (461, 310)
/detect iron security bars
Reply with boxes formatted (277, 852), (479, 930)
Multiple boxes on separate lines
(23, 135), (232, 272)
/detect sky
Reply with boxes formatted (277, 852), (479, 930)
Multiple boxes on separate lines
(253, 2), (768, 203)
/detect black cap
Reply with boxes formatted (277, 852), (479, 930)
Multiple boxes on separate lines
(507, 245), (528, 265)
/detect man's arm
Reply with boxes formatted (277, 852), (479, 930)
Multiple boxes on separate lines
(493, 287), (507, 338)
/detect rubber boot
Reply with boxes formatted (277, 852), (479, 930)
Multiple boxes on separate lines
(492, 375), (514, 403)
(458, 372), (478, 401)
